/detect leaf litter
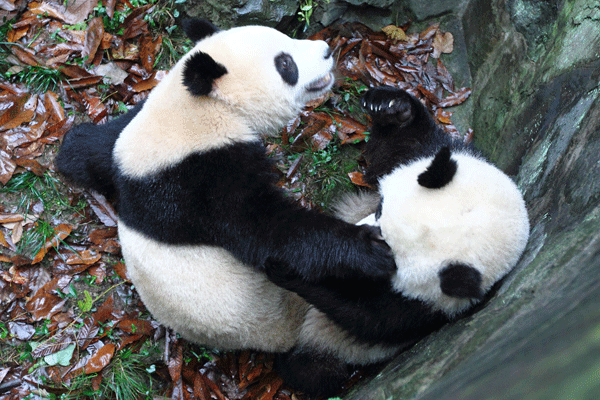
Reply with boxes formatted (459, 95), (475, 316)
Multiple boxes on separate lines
(0, 2), (471, 398)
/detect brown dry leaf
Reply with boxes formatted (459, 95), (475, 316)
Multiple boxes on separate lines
(139, 35), (163, 72)
(15, 158), (45, 176)
(84, 342), (116, 374)
(130, 70), (167, 93)
(420, 24), (439, 41)
(118, 318), (153, 336)
(436, 108), (453, 125)
(0, 213), (24, 224)
(6, 25), (29, 42)
(382, 25), (408, 42)
(0, 149), (17, 185)
(65, 249), (101, 265)
(43, 91), (65, 123)
(0, 92), (31, 130)
(32, 223), (73, 264)
(10, 220), (23, 244)
(87, 263), (106, 284)
(112, 261), (128, 280)
(432, 31), (454, 58)
(88, 227), (118, 244)
(80, 91), (109, 123)
(29, 0), (97, 24)
(193, 372), (211, 399)
(11, 46), (41, 66)
(84, 191), (118, 226)
(83, 17), (104, 64)
(26, 278), (67, 321)
(438, 87), (472, 108)
(348, 172), (369, 187)
(0, 230), (9, 248)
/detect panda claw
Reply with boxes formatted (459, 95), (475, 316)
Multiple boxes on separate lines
(389, 100), (395, 108)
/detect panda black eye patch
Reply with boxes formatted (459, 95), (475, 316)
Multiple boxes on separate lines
(275, 52), (299, 86)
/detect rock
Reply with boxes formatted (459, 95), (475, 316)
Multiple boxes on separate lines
(346, 0), (600, 397)
(183, 0), (297, 29)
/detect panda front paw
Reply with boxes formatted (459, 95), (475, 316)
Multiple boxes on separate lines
(361, 87), (415, 127)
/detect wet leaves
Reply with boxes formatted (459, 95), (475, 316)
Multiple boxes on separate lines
(1, 4), (472, 398)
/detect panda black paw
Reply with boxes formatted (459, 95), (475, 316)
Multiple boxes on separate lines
(357, 224), (392, 254)
(361, 86), (415, 127)
(439, 263), (484, 300)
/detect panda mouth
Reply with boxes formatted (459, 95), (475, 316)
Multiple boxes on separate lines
(306, 72), (334, 92)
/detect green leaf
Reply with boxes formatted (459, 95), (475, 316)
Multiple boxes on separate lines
(77, 290), (94, 312)
(44, 344), (76, 366)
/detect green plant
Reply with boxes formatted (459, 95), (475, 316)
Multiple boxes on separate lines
(298, 0), (329, 30)
(1, 171), (84, 219)
(5, 64), (64, 93)
(1, 171), (85, 258)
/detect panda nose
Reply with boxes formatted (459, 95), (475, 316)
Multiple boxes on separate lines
(324, 46), (333, 59)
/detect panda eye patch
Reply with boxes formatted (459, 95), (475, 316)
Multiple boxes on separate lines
(275, 52), (299, 86)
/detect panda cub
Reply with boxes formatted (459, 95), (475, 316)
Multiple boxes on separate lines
(267, 86), (530, 394)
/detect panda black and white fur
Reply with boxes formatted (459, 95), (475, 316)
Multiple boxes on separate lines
(266, 86), (530, 395)
(56, 18), (397, 384)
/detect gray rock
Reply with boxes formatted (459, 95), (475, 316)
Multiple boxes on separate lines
(347, 0), (600, 397)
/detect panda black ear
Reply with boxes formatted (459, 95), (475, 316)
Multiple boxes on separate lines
(181, 18), (219, 42)
(182, 51), (228, 96)
(417, 146), (457, 189)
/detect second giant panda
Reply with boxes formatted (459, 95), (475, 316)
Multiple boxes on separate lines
(266, 86), (530, 394)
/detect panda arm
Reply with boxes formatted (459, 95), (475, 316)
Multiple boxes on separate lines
(265, 259), (448, 345)
(56, 101), (146, 199)
(116, 141), (396, 281)
(360, 87), (459, 186)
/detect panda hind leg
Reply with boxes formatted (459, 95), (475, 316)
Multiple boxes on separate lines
(275, 347), (352, 399)
(439, 262), (484, 300)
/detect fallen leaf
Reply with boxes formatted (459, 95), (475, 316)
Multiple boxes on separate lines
(382, 25), (408, 42)
(83, 17), (104, 65)
(15, 158), (45, 176)
(0, 149), (17, 185)
(139, 35), (163, 72)
(31, 223), (73, 264)
(432, 31), (454, 58)
(348, 172), (369, 187)
(84, 342), (116, 374)
(0, 231), (9, 248)
(65, 249), (101, 265)
(44, 344), (76, 366)
(10, 220), (23, 244)
(0, 213), (24, 224)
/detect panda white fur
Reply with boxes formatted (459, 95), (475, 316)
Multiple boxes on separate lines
(55, 18), (396, 396)
(266, 86), (530, 395)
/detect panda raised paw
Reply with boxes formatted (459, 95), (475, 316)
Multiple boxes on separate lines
(361, 86), (415, 127)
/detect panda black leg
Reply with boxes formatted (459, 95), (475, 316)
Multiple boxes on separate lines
(275, 347), (352, 399)
(439, 263), (484, 300)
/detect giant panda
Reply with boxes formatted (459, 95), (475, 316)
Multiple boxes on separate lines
(55, 17), (396, 388)
(265, 86), (530, 395)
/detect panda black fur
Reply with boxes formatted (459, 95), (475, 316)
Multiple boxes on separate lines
(266, 86), (530, 394)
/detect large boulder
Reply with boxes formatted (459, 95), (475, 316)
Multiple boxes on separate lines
(347, 0), (600, 398)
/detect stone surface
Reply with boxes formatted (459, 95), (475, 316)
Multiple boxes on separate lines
(347, 0), (600, 398)
(183, 0), (297, 28)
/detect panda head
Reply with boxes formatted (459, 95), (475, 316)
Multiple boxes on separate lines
(178, 19), (334, 135)
(366, 147), (530, 316)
